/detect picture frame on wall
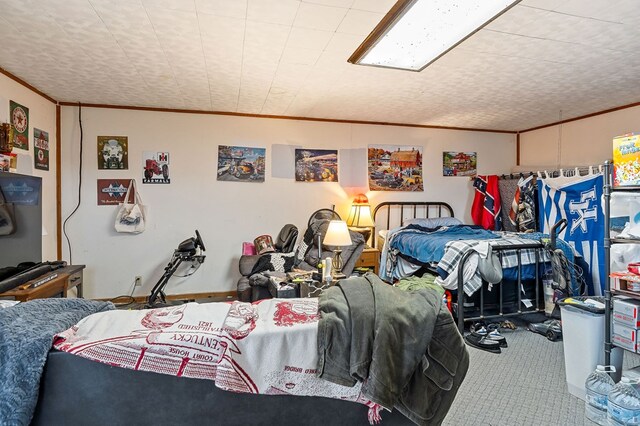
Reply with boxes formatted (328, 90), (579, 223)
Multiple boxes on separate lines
(97, 136), (128, 170)
(368, 145), (423, 191)
(443, 151), (477, 177)
(294, 149), (338, 182)
(217, 145), (266, 182)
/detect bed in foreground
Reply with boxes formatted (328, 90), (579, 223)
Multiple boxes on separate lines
(4, 277), (467, 426)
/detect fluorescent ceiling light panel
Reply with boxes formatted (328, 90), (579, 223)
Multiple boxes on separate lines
(350, 0), (521, 71)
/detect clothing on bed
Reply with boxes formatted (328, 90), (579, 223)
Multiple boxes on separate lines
(317, 274), (469, 426)
(538, 173), (602, 295)
(394, 274), (442, 294)
(0, 299), (114, 426)
(379, 224), (498, 282)
(472, 175), (502, 231)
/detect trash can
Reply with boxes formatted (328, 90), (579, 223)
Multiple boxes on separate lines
(558, 296), (623, 401)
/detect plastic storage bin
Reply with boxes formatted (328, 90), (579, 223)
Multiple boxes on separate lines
(558, 297), (623, 400)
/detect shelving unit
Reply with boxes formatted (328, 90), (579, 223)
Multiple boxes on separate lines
(604, 160), (640, 366)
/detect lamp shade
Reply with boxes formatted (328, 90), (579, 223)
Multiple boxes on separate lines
(346, 194), (375, 227)
(323, 220), (352, 247)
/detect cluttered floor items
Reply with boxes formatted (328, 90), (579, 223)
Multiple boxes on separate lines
(463, 315), (563, 354)
(464, 321), (513, 354)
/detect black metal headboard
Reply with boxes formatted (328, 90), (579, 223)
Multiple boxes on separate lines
(372, 201), (455, 248)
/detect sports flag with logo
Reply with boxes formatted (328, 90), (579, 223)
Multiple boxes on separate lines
(538, 173), (604, 295)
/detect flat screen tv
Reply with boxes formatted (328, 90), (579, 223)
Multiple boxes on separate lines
(0, 172), (42, 276)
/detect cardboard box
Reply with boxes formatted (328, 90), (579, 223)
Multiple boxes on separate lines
(613, 333), (637, 352)
(267, 278), (298, 298)
(613, 321), (638, 341)
(613, 133), (640, 187)
(613, 297), (640, 328)
(610, 271), (640, 292)
(299, 280), (331, 298)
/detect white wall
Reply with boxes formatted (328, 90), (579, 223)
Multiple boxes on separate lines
(0, 73), (57, 261)
(60, 106), (515, 299)
(519, 105), (640, 168)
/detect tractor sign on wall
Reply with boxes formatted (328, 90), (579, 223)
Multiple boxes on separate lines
(143, 151), (170, 184)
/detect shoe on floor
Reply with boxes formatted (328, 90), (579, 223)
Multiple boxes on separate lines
(464, 333), (502, 354)
(470, 328), (507, 348)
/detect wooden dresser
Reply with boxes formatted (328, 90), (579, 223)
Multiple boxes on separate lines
(0, 265), (85, 302)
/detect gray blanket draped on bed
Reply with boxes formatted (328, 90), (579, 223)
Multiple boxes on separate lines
(0, 298), (114, 426)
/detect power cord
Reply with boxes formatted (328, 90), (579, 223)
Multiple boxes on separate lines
(109, 277), (138, 307)
(62, 102), (83, 264)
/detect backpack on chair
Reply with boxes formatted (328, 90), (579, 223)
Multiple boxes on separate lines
(275, 224), (298, 253)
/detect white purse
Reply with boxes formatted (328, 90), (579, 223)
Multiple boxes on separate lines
(115, 179), (146, 234)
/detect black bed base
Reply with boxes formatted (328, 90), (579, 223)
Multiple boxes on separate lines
(33, 351), (413, 426)
(456, 243), (547, 333)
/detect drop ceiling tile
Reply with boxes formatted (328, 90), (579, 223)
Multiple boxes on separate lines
(520, 0), (636, 23)
(247, 0), (300, 25)
(195, 0), (248, 19)
(286, 27), (333, 50)
(324, 32), (363, 52)
(280, 46), (322, 65)
(198, 14), (245, 40)
(293, 3), (348, 31)
(142, 0), (196, 12)
(243, 20), (291, 62)
(261, 92), (296, 115)
(302, 0), (354, 8)
(336, 9), (383, 35)
(350, 0), (395, 13)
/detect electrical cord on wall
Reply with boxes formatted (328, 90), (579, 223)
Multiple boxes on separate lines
(109, 278), (138, 307)
(62, 102), (83, 265)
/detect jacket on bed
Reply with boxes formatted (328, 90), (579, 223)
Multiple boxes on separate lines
(316, 273), (469, 426)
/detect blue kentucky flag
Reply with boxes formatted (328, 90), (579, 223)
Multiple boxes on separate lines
(538, 173), (604, 295)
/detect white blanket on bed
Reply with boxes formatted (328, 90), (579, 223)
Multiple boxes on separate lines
(54, 301), (379, 419)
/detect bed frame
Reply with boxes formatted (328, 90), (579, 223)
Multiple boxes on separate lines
(373, 201), (552, 333)
(33, 350), (412, 425)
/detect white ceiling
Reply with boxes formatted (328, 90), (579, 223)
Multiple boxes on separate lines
(0, 0), (639, 131)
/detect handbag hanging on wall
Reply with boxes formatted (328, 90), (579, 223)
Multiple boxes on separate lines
(115, 179), (146, 234)
(0, 185), (15, 236)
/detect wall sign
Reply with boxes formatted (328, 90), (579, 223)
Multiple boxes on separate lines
(34, 128), (49, 171)
(97, 179), (133, 205)
(97, 136), (128, 170)
(10, 101), (29, 150)
(142, 151), (170, 184)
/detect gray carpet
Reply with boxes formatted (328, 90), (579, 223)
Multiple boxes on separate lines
(442, 328), (639, 426)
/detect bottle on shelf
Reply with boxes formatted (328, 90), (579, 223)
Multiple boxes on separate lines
(585, 365), (616, 425)
(607, 376), (640, 425)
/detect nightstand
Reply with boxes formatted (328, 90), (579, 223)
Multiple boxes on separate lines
(355, 247), (380, 275)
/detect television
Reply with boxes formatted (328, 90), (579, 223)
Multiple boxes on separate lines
(0, 172), (42, 276)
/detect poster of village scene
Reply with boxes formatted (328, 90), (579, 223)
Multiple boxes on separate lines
(217, 145), (266, 182)
(442, 151), (477, 177)
(294, 149), (338, 182)
(368, 145), (423, 191)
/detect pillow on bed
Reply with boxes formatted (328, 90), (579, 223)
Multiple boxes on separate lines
(402, 217), (463, 228)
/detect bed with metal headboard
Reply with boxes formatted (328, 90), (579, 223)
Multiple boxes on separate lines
(371, 201), (571, 334)
(372, 201), (454, 250)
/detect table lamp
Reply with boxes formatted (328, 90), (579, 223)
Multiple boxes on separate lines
(323, 220), (352, 275)
(346, 194), (375, 246)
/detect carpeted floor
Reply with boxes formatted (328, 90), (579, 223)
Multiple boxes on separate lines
(442, 326), (639, 426)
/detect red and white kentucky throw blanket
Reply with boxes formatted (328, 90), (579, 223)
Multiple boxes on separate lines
(54, 300), (383, 423)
